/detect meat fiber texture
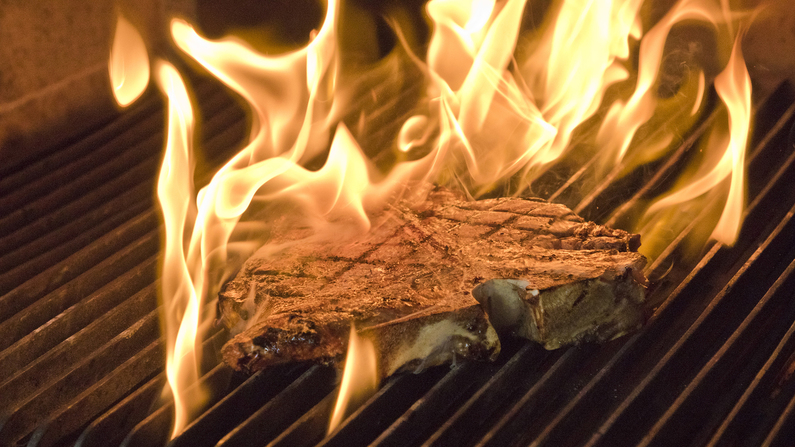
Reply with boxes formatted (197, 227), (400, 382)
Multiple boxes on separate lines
(219, 186), (646, 377)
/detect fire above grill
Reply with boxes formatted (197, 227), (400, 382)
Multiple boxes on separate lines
(3, 0), (795, 446)
(0, 75), (793, 447)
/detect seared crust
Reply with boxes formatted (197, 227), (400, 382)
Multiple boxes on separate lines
(219, 186), (646, 375)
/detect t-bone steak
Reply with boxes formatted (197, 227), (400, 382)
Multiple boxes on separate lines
(218, 186), (647, 377)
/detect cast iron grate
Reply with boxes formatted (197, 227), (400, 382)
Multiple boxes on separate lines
(0, 72), (794, 447)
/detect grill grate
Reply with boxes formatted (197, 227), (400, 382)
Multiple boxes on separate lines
(1, 73), (794, 447)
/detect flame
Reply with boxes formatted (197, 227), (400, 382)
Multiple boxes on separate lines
(522, 0), (644, 162)
(109, 15), (150, 107)
(406, 0), (652, 194)
(709, 32), (751, 244)
(595, 0), (721, 164)
(155, 0), (431, 436)
(161, 0), (338, 435)
(645, 32), (751, 246)
(154, 60), (202, 438)
(117, 0), (761, 435)
(155, 0), (343, 434)
(169, 0), (339, 166)
(421, 0), (555, 190)
(328, 325), (378, 434)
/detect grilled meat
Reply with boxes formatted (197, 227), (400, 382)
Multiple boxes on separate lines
(219, 186), (646, 376)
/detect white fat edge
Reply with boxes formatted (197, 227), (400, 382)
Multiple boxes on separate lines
(471, 279), (530, 331)
(385, 319), (496, 376)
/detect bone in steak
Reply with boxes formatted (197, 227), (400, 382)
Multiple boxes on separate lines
(218, 186), (646, 376)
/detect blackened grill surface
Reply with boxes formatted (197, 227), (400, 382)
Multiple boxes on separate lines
(0, 73), (794, 447)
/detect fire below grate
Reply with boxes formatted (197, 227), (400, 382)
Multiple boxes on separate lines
(1, 73), (795, 447)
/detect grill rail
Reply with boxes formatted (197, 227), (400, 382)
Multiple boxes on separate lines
(1, 73), (794, 447)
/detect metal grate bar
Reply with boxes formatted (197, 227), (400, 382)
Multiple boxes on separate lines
(0, 272), (157, 409)
(29, 337), (165, 447)
(0, 222), (159, 350)
(370, 361), (494, 447)
(0, 96), (161, 194)
(475, 347), (590, 447)
(320, 366), (450, 447)
(170, 364), (314, 447)
(0, 257), (157, 385)
(213, 365), (336, 447)
(421, 344), (556, 446)
(119, 329), (232, 447)
(0, 183), (150, 278)
(0, 209), (158, 326)
(0, 306), (161, 444)
(707, 293), (795, 446)
(74, 373), (167, 447)
(763, 387), (795, 447)
(265, 390), (337, 447)
(662, 257), (795, 446)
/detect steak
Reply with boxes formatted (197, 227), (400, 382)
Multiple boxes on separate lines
(218, 186), (646, 376)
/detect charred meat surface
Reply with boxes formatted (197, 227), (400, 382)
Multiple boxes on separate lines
(219, 186), (646, 376)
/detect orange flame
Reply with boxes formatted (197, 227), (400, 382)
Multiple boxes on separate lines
(154, 60), (202, 438)
(405, 0), (653, 194)
(156, 0), (340, 436)
(645, 32), (751, 246)
(109, 15), (150, 107)
(596, 0), (721, 164)
(422, 0), (554, 189)
(169, 1), (339, 166)
(522, 0), (644, 162)
(328, 325), (378, 434)
(124, 0), (760, 435)
(710, 32), (751, 244)
(155, 0), (433, 436)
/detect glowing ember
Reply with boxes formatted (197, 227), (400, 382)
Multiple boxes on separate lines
(328, 325), (378, 434)
(111, 0), (761, 437)
(109, 15), (150, 107)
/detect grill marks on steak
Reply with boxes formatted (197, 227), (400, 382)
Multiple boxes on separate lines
(220, 209), (499, 376)
(219, 186), (646, 376)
